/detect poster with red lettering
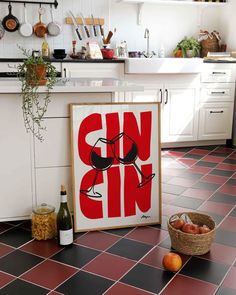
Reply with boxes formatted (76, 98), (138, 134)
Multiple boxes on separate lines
(70, 102), (161, 232)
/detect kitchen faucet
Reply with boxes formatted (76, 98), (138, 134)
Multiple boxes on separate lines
(142, 28), (156, 58)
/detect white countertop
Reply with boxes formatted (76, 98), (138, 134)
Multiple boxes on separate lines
(0, 78), (143, 93)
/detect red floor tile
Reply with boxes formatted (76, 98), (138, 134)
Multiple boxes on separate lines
(126, 227), (168, 246)
(141, 246), (190, 269)
(162, 193), (179, 205)
(20, 239), (62, 258)
(232, 173), (236, 179)
(0, 243), (14, 258)
(201, 155), (224, 163)
(215, 147), (234, 154)
(222, 266), (236, 290)
(201, 243), (236, 265)
(164, 151), (185, 158)
(189, 166), (212, 174)
(83, 252), (135, 280)
(219, 216), (236, 233)
(216, 163), (236, 171)
(189, 148), (211, 155)
(218, 184), (236, 196)
(161, 274), (217, 295)
(167, 177), (197, 187)
(21, 260), (78, 289)
(75, 231), (120, 251)
(177, 158), (198, 167)
(201, 175), (228, 185)
(0, 271), (16, 288)
(198, 201), (234, 216)
(105, 282), (153, 295)
(181, 188), (213, 200)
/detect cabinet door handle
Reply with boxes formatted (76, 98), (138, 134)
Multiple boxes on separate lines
(63, 68), (67, 78)
(212, 71), (226, 75)
(159, 89), (163, 103)
(164, 89), (168, 104)
(210, 91), (225, 95)
(210, 110), (224, 114)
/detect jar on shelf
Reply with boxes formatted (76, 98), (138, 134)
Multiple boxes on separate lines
(31, 203), (57, 240)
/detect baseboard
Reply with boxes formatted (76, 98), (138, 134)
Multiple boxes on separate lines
(161, 140), (226, 149)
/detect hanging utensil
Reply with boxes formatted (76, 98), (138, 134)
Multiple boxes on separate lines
(0, 20), (5, 39)
(19, 5), (33, 37)
(80, 13), (90, 38)
(69, 10), (82, 41)
(47, 6), (62, 36)
(33, 7), (47, 38)
(98, 17), (104, 38)
(91, 14), (97, 37)
(2, 3), (20, 32)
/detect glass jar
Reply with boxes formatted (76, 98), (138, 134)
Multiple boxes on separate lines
(31, 203), (57, 240)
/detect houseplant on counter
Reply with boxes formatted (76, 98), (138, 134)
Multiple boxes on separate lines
(173, 37), (201, 58)
(17, 46), (57, 142)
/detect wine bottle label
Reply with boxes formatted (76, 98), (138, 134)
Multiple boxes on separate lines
(59, 229), (73, 245)
(60, 195), (67, 203)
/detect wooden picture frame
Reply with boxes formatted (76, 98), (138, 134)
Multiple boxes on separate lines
(70, 102), (161, 232)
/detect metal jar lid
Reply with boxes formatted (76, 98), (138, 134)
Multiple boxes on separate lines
(33, 203), (55, 215)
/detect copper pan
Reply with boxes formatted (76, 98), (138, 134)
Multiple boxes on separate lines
(33, 9), (47, 38)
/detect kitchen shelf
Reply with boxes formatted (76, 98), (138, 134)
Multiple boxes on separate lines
(117, 0), (227, 6)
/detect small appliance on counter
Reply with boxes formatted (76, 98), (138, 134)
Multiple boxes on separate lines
(53, 49), (67, 59)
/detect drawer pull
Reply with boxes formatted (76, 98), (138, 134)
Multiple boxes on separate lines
(212, 71), (226, 75)
(210, 110), (224, 114)
(210, 91), (226, 95)
(164, 89), (168, 104)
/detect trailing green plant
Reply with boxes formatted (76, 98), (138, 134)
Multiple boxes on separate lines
(17, 46), (57, 142)
(173, 37), (201, 57)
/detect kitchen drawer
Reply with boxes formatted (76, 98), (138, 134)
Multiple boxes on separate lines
(198, 102), (234, 140)
(201, 64), (235, 83)
(200, 83), (235, 102)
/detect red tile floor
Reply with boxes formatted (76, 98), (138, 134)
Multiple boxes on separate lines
(0, 145), (236, 295)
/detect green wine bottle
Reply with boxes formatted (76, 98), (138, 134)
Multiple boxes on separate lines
(57, 185), (73, 246)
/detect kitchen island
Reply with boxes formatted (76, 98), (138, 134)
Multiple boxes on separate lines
(0, 78), (143, 221)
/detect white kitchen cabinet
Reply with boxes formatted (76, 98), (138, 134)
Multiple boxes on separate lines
(124, 74), (200, 143)
(198, 102), (234, 140)
(0, 94), (33, 221)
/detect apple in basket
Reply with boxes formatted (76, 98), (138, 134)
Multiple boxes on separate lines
(182, 223), (200, 234)
(170, 219), (185, 230)
(199, 225), (211, 234)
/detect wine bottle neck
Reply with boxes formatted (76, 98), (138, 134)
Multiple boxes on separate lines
(60, 194), (67, 203)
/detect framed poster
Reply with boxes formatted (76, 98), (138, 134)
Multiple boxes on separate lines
(70, 102), (161, 232)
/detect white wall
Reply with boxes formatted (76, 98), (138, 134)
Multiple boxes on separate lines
(0, 0), (224, 58)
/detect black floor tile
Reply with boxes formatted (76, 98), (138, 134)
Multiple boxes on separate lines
(162, 183), (187, 195)
(209, 192), (236, 205)
(0, 278), (49, 295)
(183, 154), (203, 160)
(197, 211), (225, 225)
(192, 181), (221, 191)
(0, 227), (33, 248)
(102, 227), (135, 237)
(0, 249), (43, 276)
(0, 223), (12, 234)
(197, 145), (218, 150)
(158, 237), (172, 250)
(172, 196), (204, 209)
(51, 244), (100, 268)
(180, 256), (229, 285)
(170, 147), (193, 152)
(210, 169), (234, 177)
(216, 287), (236, 295)
(215, 228), (236, 247)
(106, 238), (153, 261)
(210, 152), (231, 157)
(223, 159), (236, 165)
(229, 207), (236, 217)
(121, 263), (174, 294)
(195, 161), (217, 168)
(226, 179), (236, 186)
(56, 271), (113, 295)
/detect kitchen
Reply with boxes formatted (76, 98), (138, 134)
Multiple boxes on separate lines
(0, 0), (236, 294)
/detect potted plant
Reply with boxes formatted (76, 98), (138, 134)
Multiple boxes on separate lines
(17, 46), (57, 141)
(173, 37), (201, 58)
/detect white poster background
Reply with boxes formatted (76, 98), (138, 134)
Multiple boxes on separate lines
(71, 103), (161, 232)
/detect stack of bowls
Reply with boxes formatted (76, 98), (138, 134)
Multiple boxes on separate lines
(53, 49), (67, 59)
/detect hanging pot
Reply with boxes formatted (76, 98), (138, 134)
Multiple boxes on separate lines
(19, 6), (33, 37)
(0, 20), (5, 39)
(33, 9), (47, 38)
(47, 7), (61, 36)
(2, 4), (19, 32)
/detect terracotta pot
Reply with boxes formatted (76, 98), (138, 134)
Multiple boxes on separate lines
(174, 50), (183, 58)
(26, 64), (47, 86)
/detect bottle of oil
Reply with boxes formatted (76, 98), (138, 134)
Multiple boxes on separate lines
(41, 38), (50, 59)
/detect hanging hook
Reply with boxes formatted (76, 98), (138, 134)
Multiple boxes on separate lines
(24, 2), (25, 7)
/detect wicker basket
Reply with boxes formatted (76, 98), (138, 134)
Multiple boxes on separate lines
(168, 212), (216, 255)
(200, 35), (220, 58)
